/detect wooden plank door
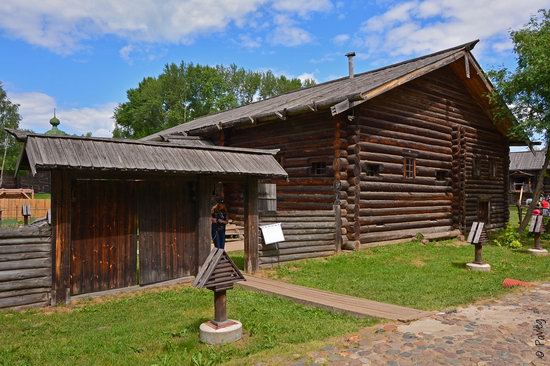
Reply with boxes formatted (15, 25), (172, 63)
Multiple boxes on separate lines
(70, 180), (138, 295)
(138, 181), (196, 285)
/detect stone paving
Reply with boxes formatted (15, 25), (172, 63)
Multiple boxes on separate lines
(269, 283), (550, 365)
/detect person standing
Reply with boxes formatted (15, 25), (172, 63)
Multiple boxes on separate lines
(211, 198), (228, 249)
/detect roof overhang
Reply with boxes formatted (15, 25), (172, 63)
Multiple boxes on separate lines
(7, 130), (288, 179)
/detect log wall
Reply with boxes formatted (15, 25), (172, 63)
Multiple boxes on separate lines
(224, 111), (336, 213)
(0, 221), (52, 309)
(348, 65), (509, 246)
(259, 210), (336, 267)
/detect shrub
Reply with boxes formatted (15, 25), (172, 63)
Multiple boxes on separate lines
(492, 224), (524, 249)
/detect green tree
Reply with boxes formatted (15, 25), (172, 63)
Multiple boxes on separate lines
(0, 82), (22, 180)
(489, 9), (550, 231)
(113, 63), (314, 139)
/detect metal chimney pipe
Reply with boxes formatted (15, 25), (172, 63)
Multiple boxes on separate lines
(345, 51), (356, 79)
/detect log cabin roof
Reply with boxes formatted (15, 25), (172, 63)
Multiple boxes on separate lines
(509, 150), (546, 171)
(8, 130), (287, 178)
(144, 40), (511, 140)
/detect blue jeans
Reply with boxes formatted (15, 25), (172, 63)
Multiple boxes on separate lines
(212, 226), (226, 249)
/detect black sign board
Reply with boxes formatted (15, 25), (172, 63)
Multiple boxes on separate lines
(467, 222), (487, 245)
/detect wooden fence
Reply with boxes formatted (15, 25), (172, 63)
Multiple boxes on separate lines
(259, 210), (336, 267)
(0, 221), (52, 309)
(0, 199), (50, 221)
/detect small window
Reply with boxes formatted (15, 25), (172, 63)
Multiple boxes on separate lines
(403, 158), (416, 178)
(489, 160), (497, 178)
(436, 170), (449, 181)
(473, 158), (481, 178)
(258, 182), (277, 213)
(364, 164), (380, 177)
(311, 162), (327, 176)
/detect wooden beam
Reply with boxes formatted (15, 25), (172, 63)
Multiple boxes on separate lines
(51, 170), (71, 305)
(197, 176), (215, 274)
(244, 177), (259, 273)
(361, 51), (466, 102)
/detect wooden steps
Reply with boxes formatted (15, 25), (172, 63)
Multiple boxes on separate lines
(238, 275), (432, 322)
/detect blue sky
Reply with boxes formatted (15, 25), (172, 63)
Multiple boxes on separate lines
(0, 0), (549, 137)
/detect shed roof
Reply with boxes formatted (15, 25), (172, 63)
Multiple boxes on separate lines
(509, 150), (546, 171)
(10, 131), (287, 178)
(144, 40), (494, 140)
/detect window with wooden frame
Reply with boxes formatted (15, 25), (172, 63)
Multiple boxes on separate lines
(258, 182), (277, 213)
(473, 158), (481, 178)
(363, 163), (381, 177)
(489, 160), (497, 178)
(436, 170), (449, 181)
(310, 162), (327, 176)
(403, 158), (416, 178)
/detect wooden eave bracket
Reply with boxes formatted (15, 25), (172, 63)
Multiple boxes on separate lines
(330, 99), (365, 117)
(275, 110), (287, 120)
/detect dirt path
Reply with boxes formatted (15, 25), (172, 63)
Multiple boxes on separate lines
(268, 283), (550, 365)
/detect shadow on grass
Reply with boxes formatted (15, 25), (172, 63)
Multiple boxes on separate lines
(451, 261), (469, 269)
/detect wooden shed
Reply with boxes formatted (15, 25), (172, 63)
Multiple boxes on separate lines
(145, 40), (522, 266)
(509, 150), (548, 204)
(8, 130), (286, 304)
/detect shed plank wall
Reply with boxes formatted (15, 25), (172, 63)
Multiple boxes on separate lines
(0, 224), (51, 309)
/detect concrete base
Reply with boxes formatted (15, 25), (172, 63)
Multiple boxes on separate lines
(528, 248), (549, 256)
(466, 263), (491, 272)
(199, 320), (242, 345)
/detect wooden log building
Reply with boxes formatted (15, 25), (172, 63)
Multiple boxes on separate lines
(145, 40), (522, 266)
(509, 150), (549, 204)
(6, 130), (286, 303)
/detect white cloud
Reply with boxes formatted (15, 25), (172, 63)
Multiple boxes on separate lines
(332, 33), (350, 45)
(270, 15), (313, 46)
(272, 0), (333, 16)
(10, 91), (116, 137)
(238, 34), (262, 49)
(297, 72), (317, 83)
(0, 0), (265, 54)
(0, 0), (339, 54)
(357, 0), (550, 57)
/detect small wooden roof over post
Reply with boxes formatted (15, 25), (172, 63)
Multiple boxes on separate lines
(193, 248), (245, 291)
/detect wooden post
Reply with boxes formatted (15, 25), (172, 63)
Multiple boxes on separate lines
(534, 232), (542, 250)
(244, 177), (259, 274)
(214, 290), (227, 324)
(474, 244), (483, 264)
(197, 176), (215, 274)
(22, 205), (31, 225)
(51, 170), (72, 305)
(334, 203), (342, 252)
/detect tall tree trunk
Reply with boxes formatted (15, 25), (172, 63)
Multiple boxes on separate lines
(519, 142), (550, 231)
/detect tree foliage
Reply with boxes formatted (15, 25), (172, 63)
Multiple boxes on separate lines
(113, 63), (315, 139)
(489, 9), (550, 230)
(0, 82), (22, 173)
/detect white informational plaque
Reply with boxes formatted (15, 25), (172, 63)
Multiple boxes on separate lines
(260, 223), (285, 245)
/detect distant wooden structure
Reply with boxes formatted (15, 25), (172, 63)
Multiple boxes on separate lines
(8, 130), (286, 305)
(509, 150), (550, 204)
(0, 188), (34, 199)
(146, 40), (521, 266)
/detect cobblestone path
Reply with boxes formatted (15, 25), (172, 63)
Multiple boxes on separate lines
(270, 283), (550, 365)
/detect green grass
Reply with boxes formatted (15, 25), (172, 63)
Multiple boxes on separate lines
(268, 239), (550, 311)
(34, 193), (51, 199)
(228, 250), (244, 270)
(0, 287), (377, 366)
(509, 205), (520, 227)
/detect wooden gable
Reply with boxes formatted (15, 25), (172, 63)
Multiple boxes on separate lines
(193, 249), (245, 291)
